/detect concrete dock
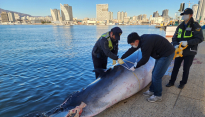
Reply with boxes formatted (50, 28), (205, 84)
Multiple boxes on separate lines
(96, 42), (205, 117)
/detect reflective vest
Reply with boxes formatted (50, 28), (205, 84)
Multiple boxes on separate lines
(101, 32), (113, 50)
(177, 25), (193, 39)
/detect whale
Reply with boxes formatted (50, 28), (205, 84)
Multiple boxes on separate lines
(25, 49), (155, 117)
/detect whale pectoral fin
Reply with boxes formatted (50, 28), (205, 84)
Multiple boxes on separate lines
(66, 102), (87, 117)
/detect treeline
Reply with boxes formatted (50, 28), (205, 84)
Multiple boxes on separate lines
(41, 21), (51, 24)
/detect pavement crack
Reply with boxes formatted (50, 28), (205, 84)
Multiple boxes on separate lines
(173, 89), (182, 108)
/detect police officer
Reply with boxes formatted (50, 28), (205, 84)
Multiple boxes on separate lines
(92, 27), (123, 79)
(121, 32), (175, 102)
(166, 8), (204, 89)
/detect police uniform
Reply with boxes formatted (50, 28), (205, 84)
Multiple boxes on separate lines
(168, 9), (204, 87)
(92, 27), (122, 78)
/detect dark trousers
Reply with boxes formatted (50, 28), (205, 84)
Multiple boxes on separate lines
(169, 55), (195, 85)
(92, 54), (107, 79)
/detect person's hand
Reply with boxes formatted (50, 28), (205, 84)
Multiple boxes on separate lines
(129, 66), (136, 71)
(129, 62), (137, 71)
(118, 58), (124, 65)
(112, 60), (116, 65)
(133, 62), (137, 67)
(180, 41), (188, 47)
(175, 45), (179, 49)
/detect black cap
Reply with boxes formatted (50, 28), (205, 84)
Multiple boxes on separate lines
(111, 27), (122, 40)
(180, 8), (193, 15)
(127, 32), (140, 44)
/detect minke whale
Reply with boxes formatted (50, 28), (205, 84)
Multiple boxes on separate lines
(25, 49), (155, 117)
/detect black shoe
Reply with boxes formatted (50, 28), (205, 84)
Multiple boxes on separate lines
(166, 82), (174, 87)
(178, 84), (185, 89)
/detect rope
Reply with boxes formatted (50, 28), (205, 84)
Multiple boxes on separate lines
(123, 59), (135, 64)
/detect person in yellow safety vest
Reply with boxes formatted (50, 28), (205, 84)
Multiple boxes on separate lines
(166, 8), (204, 89)
(92, 27), (123, 79)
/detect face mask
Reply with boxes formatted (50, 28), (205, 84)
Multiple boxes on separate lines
(132, 45), (138, 48)
(182, 15), (189, 21)
(111, 36), (117, 42)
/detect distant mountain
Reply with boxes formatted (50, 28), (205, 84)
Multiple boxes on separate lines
(0, 8), (32, 17)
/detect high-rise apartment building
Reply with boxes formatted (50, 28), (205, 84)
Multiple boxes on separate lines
(120, 11), (124, 21)
(192, 4), (198, 21)
(138, 15), (142, 20)
(117, 11), (121, 20)
(8, 12), (15, 22)
(14, 13), (20, 20)
(142, 14), (147, 21)
(124, 12), (127, 17)
(96, 4), (109, 21)
(50, 9), (60, 21)
(133, 16), (137, 21)
(108, 11), (113, 20)
(153, 11), (159, 17)
(196, 0), (203, 21)
(1, 12), (9, 22)
(199, 0), (205, 23)
(162, 9), (169, 17)
(60, 3), (73, 21)
(68, 6), (73, 21)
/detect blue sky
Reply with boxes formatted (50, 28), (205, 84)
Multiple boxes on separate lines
(0, 0), (199, 19)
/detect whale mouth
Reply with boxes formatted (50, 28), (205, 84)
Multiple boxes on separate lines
(66, 102), (87, 117)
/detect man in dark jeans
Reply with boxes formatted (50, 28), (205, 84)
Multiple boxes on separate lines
(121, 32), (175, 102)
(166, 8), (204, 89)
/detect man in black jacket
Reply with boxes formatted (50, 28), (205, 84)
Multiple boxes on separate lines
(121, 33), (175, 102)
(92, 27), (123, 79)
(166, 8), (204, 89)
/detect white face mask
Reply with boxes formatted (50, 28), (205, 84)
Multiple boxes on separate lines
(182, 15), (190, 21)
(132, 45), (138, 48)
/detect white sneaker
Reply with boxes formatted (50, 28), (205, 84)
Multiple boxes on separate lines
(147, 95), (162, 102)
(143, 90), (154, 96)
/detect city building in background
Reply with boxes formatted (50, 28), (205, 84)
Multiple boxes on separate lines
(199, 0), (205, 23)
(196, 0), (203, 21)
(60, 3), (73, 21)
(142, 14), (147, 21)
(124, 17), (130, 23)
(162, 9), (169, 17)
(133, 16), (137, 21)
(153, 11), (159, 17)
(161, 9), (170, 23)
(120, 11), (124, 21)
(117, 11), (121, 20)
(2, 1), (205, 25)
(149, 17), (164, 24)
(109, 11), (113, 20)
(138, 14), (142, 20)
(192, 4), (198, 21)
(125, 12), (127, 17)
(14, 13), (20, 20)
(50, 9), (60, 21)
(96, 4), (109, 21)
(178, 3), (185, 12)
(8, 12), (15, 22)
(1, 12), (9, 23)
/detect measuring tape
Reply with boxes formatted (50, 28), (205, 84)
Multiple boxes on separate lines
(173, 42), (188, 60)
